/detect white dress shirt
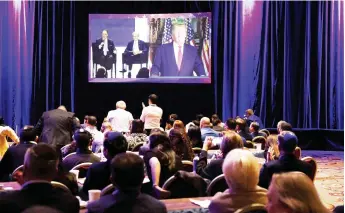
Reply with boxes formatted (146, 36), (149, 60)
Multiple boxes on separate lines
(173, 42), (184, 66)
(106, 109), (134, 132)
(133, 40), (139, 52)
(99, 39), (109, 56)
(85, 126), (104, 147)
(140, 104), (163, 130)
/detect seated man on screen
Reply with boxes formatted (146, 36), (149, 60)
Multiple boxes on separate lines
(150, 23), (206, 77)
(123, 32), (148, 77)
(95, 30), (116, 70)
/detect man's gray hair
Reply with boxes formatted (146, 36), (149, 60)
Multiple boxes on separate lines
(116, 101), (126, 109)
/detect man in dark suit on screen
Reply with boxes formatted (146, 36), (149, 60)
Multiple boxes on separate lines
(151, 23), (206, 77)
(95, 30), (117, 70)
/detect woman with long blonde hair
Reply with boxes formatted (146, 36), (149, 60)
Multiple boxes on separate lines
(267, 172), (330, 213)
(265, 135), (280, 161)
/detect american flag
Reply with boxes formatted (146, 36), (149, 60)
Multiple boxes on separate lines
(185, 18), (195, 46)
(162, 18), (172, 44)
(201, 17), (211, 76)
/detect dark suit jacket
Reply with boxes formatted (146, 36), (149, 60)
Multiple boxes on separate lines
(258, 154), (314, 189)
(35, 109), (78, 146)
(82, 161), (111, 197)
(196, 150), (223, 181)
(0, 142), (35, 181)
(124, 40), (147, 54)
(62, 149), (100, 172)
(0, 182), (80, 213)
(151, 43), (205, 76)
(87, 190), (167, 213)
(95, 38), (116, 56)
(238, 131), (253, 141)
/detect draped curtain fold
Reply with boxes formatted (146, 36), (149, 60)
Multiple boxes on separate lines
(0, 1), (35, 129)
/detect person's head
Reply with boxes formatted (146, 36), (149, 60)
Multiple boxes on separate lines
(132, 31), (139, 41)
(87, 116), (97, 127)
(196, 114), (204, 121)
(172, 24), (187, 47)
(221, 132), (244, 157)
(226, 118), (237, 131)
(245, 109), (254, 117)
(130, 119), (144, 134)
(266, 134), (280, 159)
(200, 117), (211, 129)
(103, 131), (128, 160)
(23, 144), (58, 182)
(111, 152), (144, 191)
(249, 122), (260, 133)
(277, 131), (297, 155)
(74, 129), (93, 150)
(165, 118), (175, 130)
(169, 114), (179, 120)
(96, 67), (107, 78)
(223, 149), (260, 191)
(267, 172), (330, 213)
(212, 118), (222, 127)
(211, 114), (219, 122)
(83, 115), (88, 124)
(101, 121), (112, 133)
(102, 29), (108, 40)
(187, 125), (202, 147)
(148, 94), (158, 105)
(116, 101), (126, 110)
(20, 125), (37, 142)
(277, 120), (292, 133)
(57, 105), (67, 111)
(235, 118), (246, 132)
(149, 131), (176, 170)
(173, 120), (185, 131)
(169, 128), (193, 160)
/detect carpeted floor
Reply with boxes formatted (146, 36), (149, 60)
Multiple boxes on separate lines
(303, 151), (344, 208)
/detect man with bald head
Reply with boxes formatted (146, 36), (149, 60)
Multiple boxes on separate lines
(123, 32), (148, 78)
(34, 105), (80, 151)
(200, 117), (221, 142)
(106, 101), (134, 133)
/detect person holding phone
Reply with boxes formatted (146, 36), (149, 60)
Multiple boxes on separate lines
(140, 94), (163, 135)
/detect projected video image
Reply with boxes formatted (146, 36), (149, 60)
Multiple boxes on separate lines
(89, 13), (211, 83)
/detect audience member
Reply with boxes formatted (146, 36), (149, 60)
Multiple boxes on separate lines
(235, 118), (252, 141)
(164, 118), (175, 135)
(265, 135), (280, 161)
(277, 120), (292, 134)
(249, 122), (266, 138)
(212, 118), (224, 132)
(87, 153), (167, 213)
(106, 101), (134, 133)
(61, 140), (76, 158)
(140, 94), (163, 135)
(172, 120), (185, 132)
(84, 116), (104, 153)
(62, 129), (100, 171)
(266, 172), (330, 213)
(144, 131), (183, 198)
(185, 114), (204, 132)
(200, 117), (221, 142)
(82, 132), (128, 197)
(0, 144), (79, 213)
(187, 125), (202, 148)
(209, 149), (267, 213)
(0, 125), (36, 181)
(169, 128), (194, 161)
(100, 121), (112, 134)
(34, 105), (79, 152)
(169, 114), (179, 121)
(125, 119), (148, 150)
(0, 117), (19, 160)
(258, 132), (313, 189)
(81, 115), (89, 129)
(196, 132), (243, 181)
(244, 109), (264, 130)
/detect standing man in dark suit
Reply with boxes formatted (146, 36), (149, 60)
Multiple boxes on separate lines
(34, 105), (79, 152)
(151, 23), (206, 77)
(258, 132), (313, 189)
(0, 144), (80, 213)
(123, 32), (148, 78)
(0, 125), (37, 181)
(95, 30), (116, 70)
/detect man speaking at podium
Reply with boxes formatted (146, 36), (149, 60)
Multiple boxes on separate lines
(151, 22), (205, 77)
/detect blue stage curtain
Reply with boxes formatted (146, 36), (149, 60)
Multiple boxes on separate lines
(31, 1), (76, 123)
(213, 1), (344, 129)
(0, 1), (35, 129)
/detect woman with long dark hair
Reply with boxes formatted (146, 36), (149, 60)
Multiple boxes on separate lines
(169, 128), (194, 161)
(187, 125), (203, 148)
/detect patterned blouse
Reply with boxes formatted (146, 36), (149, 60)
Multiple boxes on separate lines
(125, 133), (148, 150)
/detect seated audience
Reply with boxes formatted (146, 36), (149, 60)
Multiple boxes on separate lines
(200, 117), (221, 142)
(61, 141), (76, 158)
(172, 120), (185, 132)
(0, 117), (19, 160)
(209, 149), (267, 213)
(82, 132), (128, 197)
(187, 125), (203, 148)
(106, 101), (134, 133)
(0, 144), (79, 213)
(100, 121), (112, 134)
(277, 120), (292, 134)
(0, 125), (37, 181)
(266, 172), (330, 213)
(164, 118), (175, 135)
(265, 135), (279, 161)
(236, 118), (252, 141)
(223, 118), (247, 146)
(249, 122), (266, 138)
(87, 153), (167, 213)
(125, 119), (148, 150)
(84, 116), (104, 153)
(212, 118), (224, 132)
(144, 131), (183, 198)
(258, 132), (313, 189)
(54, 162), (79, 196)
(62, 129), (100, 171)
(185, 114), (203, 132)
(169, 129), (194, 161)
(196, 132), (243, 181)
